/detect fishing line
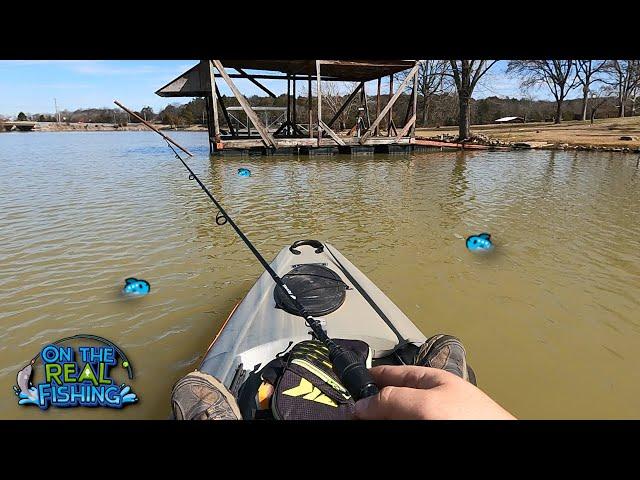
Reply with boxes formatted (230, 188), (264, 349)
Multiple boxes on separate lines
(166, 141), (228, 226)
(114, 101), (379, 401)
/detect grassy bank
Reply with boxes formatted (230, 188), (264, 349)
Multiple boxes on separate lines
(416, 116), (640, 151)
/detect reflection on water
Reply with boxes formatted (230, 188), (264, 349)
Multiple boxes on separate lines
(1, 131), (639, 419)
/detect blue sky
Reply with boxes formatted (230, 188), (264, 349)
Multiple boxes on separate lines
(0, 60), (563, 117)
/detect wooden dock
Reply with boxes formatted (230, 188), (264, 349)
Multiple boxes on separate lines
(156, 60), (422, 156)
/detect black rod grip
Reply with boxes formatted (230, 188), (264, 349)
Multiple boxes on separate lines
(329, 346), (379, 401)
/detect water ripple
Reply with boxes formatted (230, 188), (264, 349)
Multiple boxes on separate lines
(1, 133), (639, 418)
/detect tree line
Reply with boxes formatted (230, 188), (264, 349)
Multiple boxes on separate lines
(6, 60), (637, 141)
(403, 60), (640, 139)
(150, 58), (640, 139)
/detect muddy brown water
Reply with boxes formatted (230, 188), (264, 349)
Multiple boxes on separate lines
(1, 131), (639, 419)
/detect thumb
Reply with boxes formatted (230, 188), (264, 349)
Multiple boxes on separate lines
(353, 395), (375, 419)
(353, 386), (429, 420)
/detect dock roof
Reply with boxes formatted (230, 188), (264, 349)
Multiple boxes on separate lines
(156, 60), (416, 97)
(219, 60), (416, 80)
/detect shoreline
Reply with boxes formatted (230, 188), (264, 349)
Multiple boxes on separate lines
(416, 116), (640, 153)
(0, 122), (208, 133)
(3, 120), (640, 154)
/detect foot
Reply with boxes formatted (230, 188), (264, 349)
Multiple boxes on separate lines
(171, 371), (242, 420)
(414, 334), (477, 385)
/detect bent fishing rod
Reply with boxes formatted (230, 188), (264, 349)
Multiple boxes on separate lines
(114, 101), (378, 401)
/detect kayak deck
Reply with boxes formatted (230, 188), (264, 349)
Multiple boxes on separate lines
(199, 240), (427, 389)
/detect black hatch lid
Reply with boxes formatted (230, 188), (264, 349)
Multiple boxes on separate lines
(274, 264), (348, 317)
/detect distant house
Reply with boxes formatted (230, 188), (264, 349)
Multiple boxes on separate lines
(495, 116), (525, 124)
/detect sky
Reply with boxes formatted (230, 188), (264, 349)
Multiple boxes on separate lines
(0, 60), (565, 118)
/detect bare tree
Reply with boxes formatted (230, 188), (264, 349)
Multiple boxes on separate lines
(397, 60), (451, 127)
(448, 60), (498, 140)
(321, 81), (360, 130)
(602, 60), (640, 117)
(507, 60), (578, 124)
(631, 86), (639, 116)
(522, 93), (537, 122)
(575, 60), (608, 121)
(589, 85), (616, 123)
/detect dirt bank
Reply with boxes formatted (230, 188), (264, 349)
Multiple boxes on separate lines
(415, 116), (640, 152)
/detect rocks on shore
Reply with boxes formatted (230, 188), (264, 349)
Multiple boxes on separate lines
(421, 133), (639, 154)
(426, 133), (512, 148)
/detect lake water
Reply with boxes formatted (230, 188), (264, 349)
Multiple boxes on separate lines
(1, 131), (639, 419)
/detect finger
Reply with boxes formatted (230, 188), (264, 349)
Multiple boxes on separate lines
(353, 385), (433, 420)
(369, 365), (450, 390)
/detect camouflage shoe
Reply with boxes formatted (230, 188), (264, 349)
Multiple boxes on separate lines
(171, 371), (242, 420)
(415, 334), (477, 386)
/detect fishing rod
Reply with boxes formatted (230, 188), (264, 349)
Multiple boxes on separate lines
(114, 101), (378, 401)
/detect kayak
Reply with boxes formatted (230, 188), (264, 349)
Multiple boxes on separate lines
(111, 104), (427, 417)
(199, 239), (427, 405)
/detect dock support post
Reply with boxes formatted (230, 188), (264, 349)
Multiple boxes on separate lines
(200, 60), (221, 152)
(387, 75), (393, 137)
(375, 77), (381, 137)
(362, 82), (371, 129)
(286, 75), (291, 136)
(360, 61), (420, 145)
(316, 60), (322, 147)
(216, 84), (236, 137)
(205, 97), (214, 154)
(308, 75), (313, 138)
(212, 59), (277, 149)
(292, 76), (297, 135)
(411, 64), (418, 137)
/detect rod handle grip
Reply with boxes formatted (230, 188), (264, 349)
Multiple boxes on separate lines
(330, 346), (379, 401)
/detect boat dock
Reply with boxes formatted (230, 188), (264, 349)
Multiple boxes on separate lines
(2, 121), (36, 132)
(156, 60), (423, 156)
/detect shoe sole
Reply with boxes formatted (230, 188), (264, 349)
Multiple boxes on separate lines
(171, 370), (242, 420)
(416, 334), (470, 382)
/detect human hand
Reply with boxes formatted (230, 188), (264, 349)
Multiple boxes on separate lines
(353, 365), (515, 420)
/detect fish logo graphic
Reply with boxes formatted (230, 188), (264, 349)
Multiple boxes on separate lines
(122, 277), (150, 296)
(14, 363), (39, 406)
(466, 233), (493, 251)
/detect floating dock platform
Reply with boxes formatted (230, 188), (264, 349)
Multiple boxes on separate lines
(156, 60), (424, 156)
